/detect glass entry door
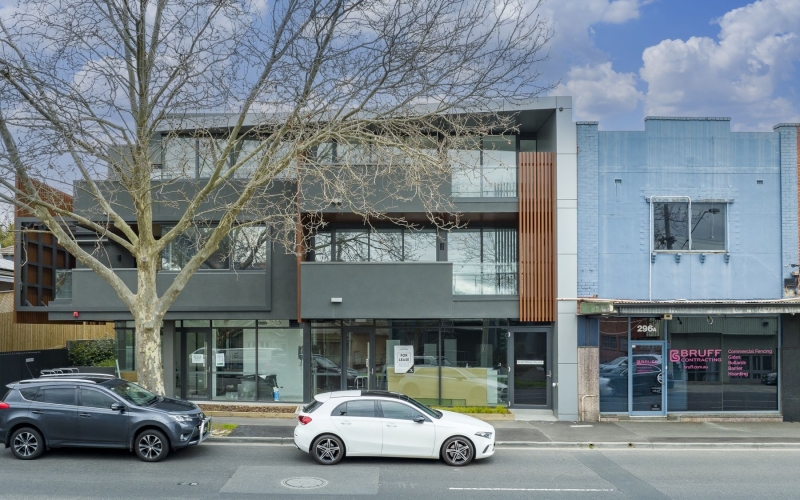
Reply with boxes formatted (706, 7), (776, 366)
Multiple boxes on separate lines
(345, 328), (389, 391)
(184, 329), (211, 399)
(629, 341), (666, 415)
(510, 330), (551, 407)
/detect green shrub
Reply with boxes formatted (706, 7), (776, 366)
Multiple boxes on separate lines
(432, 405), (510, 414)
(68, 337), (116, 367)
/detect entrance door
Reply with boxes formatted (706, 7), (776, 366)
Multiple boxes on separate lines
(509, 330), (551, 407)
(345, 328), (389, 391)
(629, 341), (666, 415)
(183, 329), (211, 399)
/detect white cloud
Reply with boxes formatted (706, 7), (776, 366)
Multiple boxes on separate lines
(540, 0), (647, 68)
(640, 0), (800, 130)
(556, 62), (642, 121)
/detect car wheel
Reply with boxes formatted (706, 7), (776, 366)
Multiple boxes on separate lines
(441, 436), (474, 466)
(135, 429), (170, 462)
(10, 427), (44, 460)
(311, 434), (344, 465)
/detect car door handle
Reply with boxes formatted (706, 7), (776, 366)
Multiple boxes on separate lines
(386, 424), (397, 428)
(340, 421), (351, 425)
(79, 413), (91, 418)
(31, 410), (43, 414)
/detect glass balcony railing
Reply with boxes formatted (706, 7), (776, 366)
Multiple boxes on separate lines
(55, 269), (72, 300)
(452, 263), (518, 295)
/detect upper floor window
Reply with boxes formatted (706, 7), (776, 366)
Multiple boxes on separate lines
(448, 135), (517, 198)
(653, 201), (726, 251)
(158, 136), (297, 180)
(161, 225), (268, 271)
(311, 228), (437, 263)
(449, 228), (517, 295)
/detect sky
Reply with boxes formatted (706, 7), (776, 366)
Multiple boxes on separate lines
(542, 0), (800, 131)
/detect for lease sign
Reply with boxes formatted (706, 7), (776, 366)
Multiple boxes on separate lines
(394, 346), (414, 374)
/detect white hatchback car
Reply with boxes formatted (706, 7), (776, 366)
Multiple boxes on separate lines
(294, 390), (496, 466)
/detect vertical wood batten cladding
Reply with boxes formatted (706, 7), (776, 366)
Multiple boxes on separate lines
(518, 152), (556, 321)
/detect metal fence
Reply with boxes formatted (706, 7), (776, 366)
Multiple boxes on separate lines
(0, 349), (69, 390)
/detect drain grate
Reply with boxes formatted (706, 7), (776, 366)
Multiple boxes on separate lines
(281, 477), (328, 490)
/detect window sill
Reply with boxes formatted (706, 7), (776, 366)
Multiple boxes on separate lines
(652, 250), (727, 254)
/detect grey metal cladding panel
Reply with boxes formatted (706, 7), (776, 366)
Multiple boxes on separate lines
(451, 298), (519, 319)
(300, 262), (453, 318)
(73, 180), (294, 221)
(298, 175), (449, 213)
(69, 268), (270, 311)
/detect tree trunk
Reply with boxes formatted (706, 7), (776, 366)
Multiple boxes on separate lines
(134, 256), (166, 394)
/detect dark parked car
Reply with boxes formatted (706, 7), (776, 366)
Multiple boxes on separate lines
(0, 374), (211, 462)
(762, 372), (778, 386)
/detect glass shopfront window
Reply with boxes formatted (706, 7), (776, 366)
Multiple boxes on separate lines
(598, 316), (779, 414)
(384, 321), (441, 405)
(667, 317), (778, 412)
(311, 324), (344, 395)
(598, 318), (630, 413)
(440, 322), (509, 406)
(176, 320), (303, 402)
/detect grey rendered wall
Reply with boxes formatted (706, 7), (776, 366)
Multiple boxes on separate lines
(776, 124), (799, 292)
(49, 240), (298, 322)
(300, 262), (518, 319)
(72, 180), (295, 222)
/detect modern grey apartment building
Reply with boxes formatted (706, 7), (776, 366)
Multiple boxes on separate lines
(13, 98), (580, 420)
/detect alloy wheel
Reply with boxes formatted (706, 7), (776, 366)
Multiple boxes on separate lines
(13, 432), (38, 458)
(138, 434), (163, 460)
(315, 438), (341, 463)
(445, 439), (472, 465)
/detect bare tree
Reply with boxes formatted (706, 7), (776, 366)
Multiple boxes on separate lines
(0, 0), (553, 393)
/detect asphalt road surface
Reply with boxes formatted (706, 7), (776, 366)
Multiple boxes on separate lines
(1, 442), (798, 499)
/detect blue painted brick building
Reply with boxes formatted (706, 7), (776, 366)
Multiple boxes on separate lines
(576, 117), (800, 420)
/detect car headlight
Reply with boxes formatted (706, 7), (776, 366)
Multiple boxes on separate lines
(475, 431), (493, 439)
(169, 414), (194, 423)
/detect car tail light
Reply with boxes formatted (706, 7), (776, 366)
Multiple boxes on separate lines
(298, 415), (312, 425)
(0, 402), (9, 410)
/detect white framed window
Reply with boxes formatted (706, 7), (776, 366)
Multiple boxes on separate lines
(652, 200), (727, 251)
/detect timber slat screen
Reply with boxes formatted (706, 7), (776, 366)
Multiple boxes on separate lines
(518, 152), (556, 322)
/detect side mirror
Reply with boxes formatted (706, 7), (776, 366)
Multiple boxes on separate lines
(413, 416), (425, 423)
(110, 403), (125, 412)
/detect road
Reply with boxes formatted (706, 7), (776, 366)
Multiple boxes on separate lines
(0, 442), (796, 499)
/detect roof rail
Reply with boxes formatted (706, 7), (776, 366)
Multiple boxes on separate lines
(17, 378), (97, 384)
(40, 372), (115, 379)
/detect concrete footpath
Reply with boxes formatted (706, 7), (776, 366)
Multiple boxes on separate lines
(210, 416), (800, 449)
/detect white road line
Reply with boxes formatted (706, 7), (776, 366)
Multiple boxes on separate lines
(450, 487), (615, 492)
(570, 425), (594, 428)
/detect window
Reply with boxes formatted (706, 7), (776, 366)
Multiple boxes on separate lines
(19, 388), (40, 401)
(80, 389), (118, 409)
(312, 229), (438, 263)
(380, 401), (424, 421)
(449, 228), (517, 294)
(601, 335), (618, 349)
(331, 400), (378, 417)
(449, 135), (516, 197)
(42, 387), (76, 406)
(653, 201), (726, 251)
(667, 317), (777, 412)
(161, 225), (268, 271)
(232, 226), (269, 270)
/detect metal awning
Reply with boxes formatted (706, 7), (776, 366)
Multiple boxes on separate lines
(576, 298), (800, 315)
